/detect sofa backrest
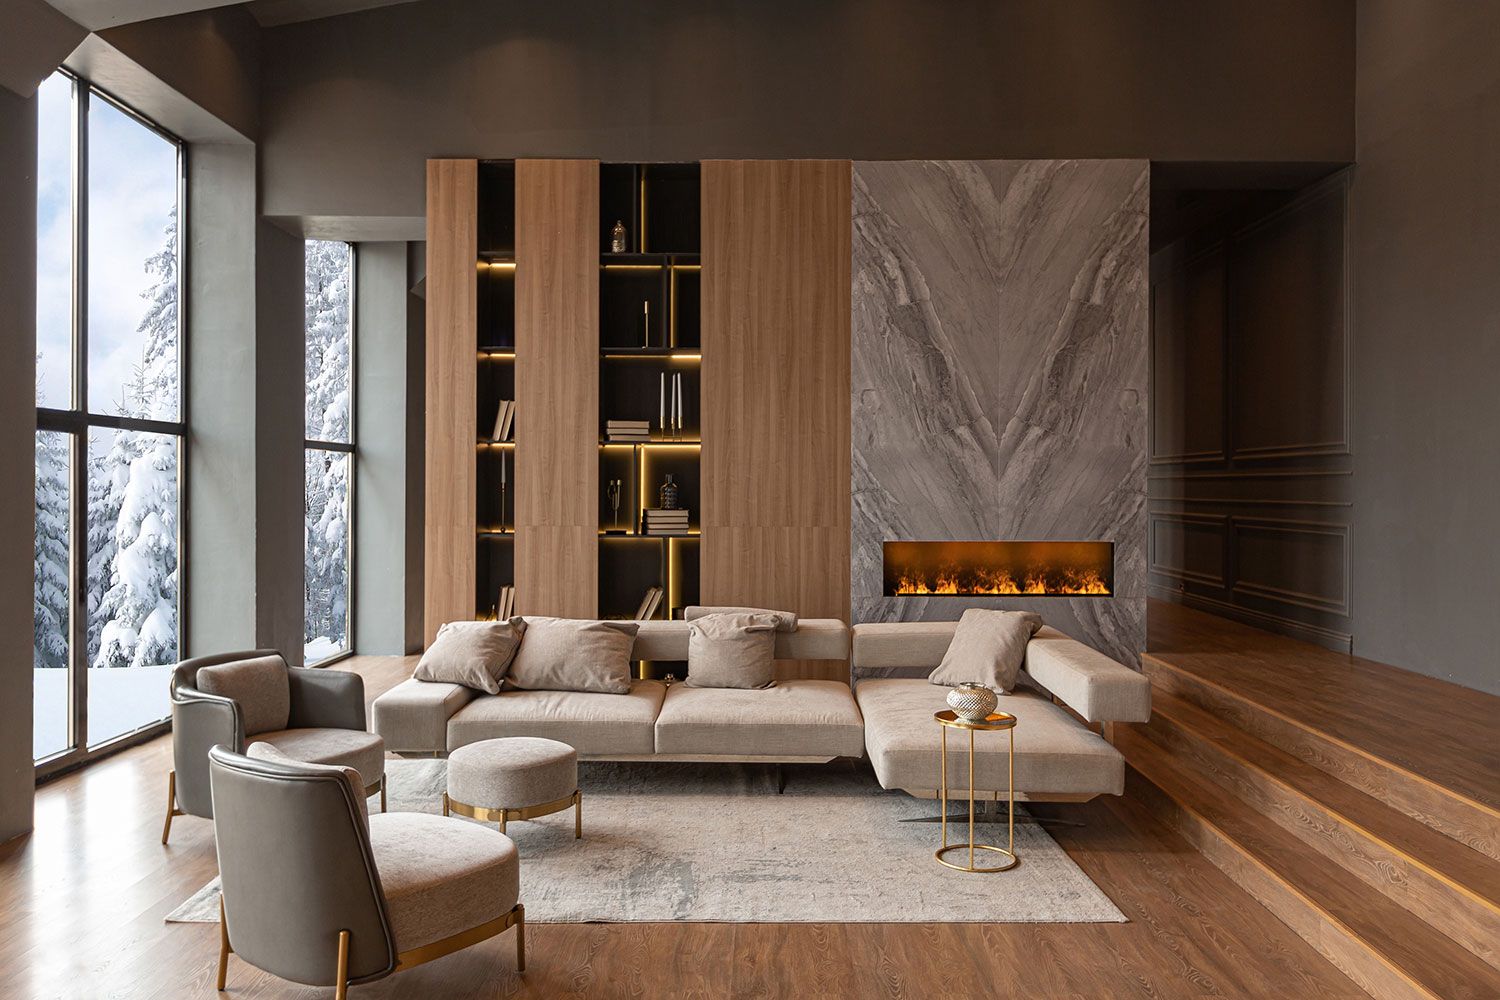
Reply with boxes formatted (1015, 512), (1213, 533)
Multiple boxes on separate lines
(633, 618), (850, 662)
(849, 621), (1072, 680)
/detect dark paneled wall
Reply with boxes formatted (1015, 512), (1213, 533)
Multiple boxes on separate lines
(1149, 173), (1354, 649)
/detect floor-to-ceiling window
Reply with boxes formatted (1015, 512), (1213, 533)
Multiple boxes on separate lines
(33, 70), (185, 770)
(303, 240), (354, 663)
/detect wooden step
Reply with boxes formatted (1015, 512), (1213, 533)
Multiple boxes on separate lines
(1119, 724), (1500, 1000)
(1144, 653), (1500, 863)
(1141, 689), (1500, 970)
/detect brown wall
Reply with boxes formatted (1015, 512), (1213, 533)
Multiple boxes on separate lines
(1149, 174), (1355, 650)
(1351, 1), (1500, 693)
(258, 0), (1355, 226)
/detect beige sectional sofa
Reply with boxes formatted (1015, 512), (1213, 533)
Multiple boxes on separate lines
(373, 616), (1150, 803)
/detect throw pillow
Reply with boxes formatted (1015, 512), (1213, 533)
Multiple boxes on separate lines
(928, 609), (1044, 694)
(508, 617), (640, 694)
(686, 612), (780, 689)
(414, 618), (526, 695)
(684, 605), (798, 632)
(196, 654), (291, 736)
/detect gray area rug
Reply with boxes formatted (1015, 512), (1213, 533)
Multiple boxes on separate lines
(168, 758), (1124, 924)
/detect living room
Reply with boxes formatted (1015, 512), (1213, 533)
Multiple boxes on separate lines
(2, 1), (1497, 998)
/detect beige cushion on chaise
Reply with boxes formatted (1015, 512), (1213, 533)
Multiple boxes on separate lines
(654, 680), (865, 759)
(447, 680), (667, 755)
(252, 726), (386, 788)
(448, 737), (578, 809)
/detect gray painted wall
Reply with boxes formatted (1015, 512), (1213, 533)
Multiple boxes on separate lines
(1352, 1), (1500, 694)
(0, 86), (38, 842)
(850, 160), (1149, 667)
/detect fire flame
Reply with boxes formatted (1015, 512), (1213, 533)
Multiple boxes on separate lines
(893, 566), (1110, 596)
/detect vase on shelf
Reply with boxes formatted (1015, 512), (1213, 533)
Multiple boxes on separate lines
(658, 474), (679, 510)
(611, 219), (627, 254)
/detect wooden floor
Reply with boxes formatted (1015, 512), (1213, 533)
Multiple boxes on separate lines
(0, 653), (1369, 1000)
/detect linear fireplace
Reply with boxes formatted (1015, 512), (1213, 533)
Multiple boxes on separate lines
(883, 541), (1114, 597)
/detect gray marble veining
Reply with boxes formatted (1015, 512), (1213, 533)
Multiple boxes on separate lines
(851, 160), (1149, 665)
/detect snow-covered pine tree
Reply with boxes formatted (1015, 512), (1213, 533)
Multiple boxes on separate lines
(34, 422), (70, 670)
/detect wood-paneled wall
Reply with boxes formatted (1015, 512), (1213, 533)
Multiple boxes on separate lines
(701, 160), (852, 677)
(514, 159), (600, 618)
(423, 158), (478, 644)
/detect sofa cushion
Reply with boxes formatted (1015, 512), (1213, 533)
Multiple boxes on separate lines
(654, 680), (865, 758)
(196, 654), (290, 736)
(685, 605), (798, 632)
(253, 727), (386, 788)
(855, 679), (1124, 796)
(686, 613), (779, 689)
(367, 812), (519, 952)
(446, 680), (667, 755)
(414, 618), (525, 695)
(373, 677), (477, 753)
(928, 609), (1043, 694)
(508, 617), (638, 694)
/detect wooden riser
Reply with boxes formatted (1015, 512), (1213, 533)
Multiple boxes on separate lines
(1120, 727), (1500, 1000)
(1140, 693), (1500, 971)
(1144, 654), (1500, 863)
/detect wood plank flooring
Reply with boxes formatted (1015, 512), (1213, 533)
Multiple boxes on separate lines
(0, 654), (1366, 1000)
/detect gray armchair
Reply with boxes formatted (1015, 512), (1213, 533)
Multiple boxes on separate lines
(163, 649), (386, 844)
(208, 746), (524, 997)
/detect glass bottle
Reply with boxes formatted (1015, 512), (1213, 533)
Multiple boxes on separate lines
(659, 474), (679, 510)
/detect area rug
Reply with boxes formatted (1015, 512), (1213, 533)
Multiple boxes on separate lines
(167, 758), (1124, 924)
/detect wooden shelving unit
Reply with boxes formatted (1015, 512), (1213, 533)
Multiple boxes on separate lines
(475, 162), (516, 619)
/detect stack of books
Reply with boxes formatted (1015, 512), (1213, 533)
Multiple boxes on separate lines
(491, 400), (515, 441)
(643, 508), (691, 536)
(606, 419), (650, 442)
(494, 585), (515, 620)
(633, 586), (664, 620)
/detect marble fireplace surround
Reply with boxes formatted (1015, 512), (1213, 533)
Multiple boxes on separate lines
(850, 159), (1149, 667)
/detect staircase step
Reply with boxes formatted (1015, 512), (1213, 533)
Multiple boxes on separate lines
(1119, 724), (1500, 1000)
(1142, 690), (1500, 970)
(1144, 653), (1500, 862)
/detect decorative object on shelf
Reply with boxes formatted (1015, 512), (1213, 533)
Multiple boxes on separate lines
(607, 479), (622, 527)
(499, 450), (508, 529)
(643, 507), (690, 535)
(663, 673), (678, 686)
(606, 420), (650, 443)
(674, 371), (685, 438)
(658, 371), (687, 440)
(611, 219), (627, 253)
(658, 474), (680, 510)
(946, 682), (999, 722)
(643, 300), (651, 348)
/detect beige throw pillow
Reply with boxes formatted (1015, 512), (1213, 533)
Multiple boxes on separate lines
(928, 609), (1044, 694)
(685, 605), (798, 632)
(686, 613), (780, 689)
(508, 617), (640, 694)
(414, 618), (526, 694)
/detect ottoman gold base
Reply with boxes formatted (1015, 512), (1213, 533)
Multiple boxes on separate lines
(444, 789), (582, 838)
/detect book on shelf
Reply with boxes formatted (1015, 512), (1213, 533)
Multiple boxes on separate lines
(491, 399), (515, 441)
(633, 585), (664, 620)
(642, 508), (691, 535)
(496, 585), (515, 619)
(605, 419), (651, 443)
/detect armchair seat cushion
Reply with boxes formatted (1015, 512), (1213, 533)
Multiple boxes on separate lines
(367, 812), (520, 952)
(254, 727), (386, 788)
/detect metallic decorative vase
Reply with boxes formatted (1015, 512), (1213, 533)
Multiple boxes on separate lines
(947, 683), (998, 722)
(611, 219), (627, 253)
(659, 474), (679, 510)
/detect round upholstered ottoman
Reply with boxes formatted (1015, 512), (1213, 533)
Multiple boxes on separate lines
(444, 737), (582, 838)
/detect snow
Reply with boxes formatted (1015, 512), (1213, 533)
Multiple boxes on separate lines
(33, 665), (172, 759)
(304, 636), (344, 663)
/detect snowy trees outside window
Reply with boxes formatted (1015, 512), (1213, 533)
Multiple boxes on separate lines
(304, 240), (353, 663)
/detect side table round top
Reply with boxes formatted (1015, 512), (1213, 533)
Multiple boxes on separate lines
(933, 709), (1017, 732)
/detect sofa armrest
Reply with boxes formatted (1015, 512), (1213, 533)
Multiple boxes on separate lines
(171, 688), (243, 818)
(1023, 634), (1151, 724)
(371, 678), (476, 753)
(287, 666), (368, 731)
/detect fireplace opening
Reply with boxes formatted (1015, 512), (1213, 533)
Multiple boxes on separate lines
(883, 541), (1113, 597)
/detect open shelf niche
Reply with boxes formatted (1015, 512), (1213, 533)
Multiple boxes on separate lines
(598, 163), (701, 677)
(476, 160), (516, 619)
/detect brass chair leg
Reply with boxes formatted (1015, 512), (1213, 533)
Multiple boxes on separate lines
(514, 903), (526, 972)
(380, 773), (387, 813)
(499, 812), (507, 835)
(334, 929), (351, 1000)
(442, 792), (450, 817)
(574, 791), (582, 839)
(162, 771), (183, 845)
(216, 897), (231, 990)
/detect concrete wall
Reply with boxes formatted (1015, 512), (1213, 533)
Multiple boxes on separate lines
(1352, 1), (1500, 693)
(258, 0), (1355, 228)
(0, 86), (38, 842)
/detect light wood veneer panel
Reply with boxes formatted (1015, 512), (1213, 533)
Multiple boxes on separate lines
(423, 158), (478, 644)
(515, 159), (599, 616)
(700, 160), (852, 660)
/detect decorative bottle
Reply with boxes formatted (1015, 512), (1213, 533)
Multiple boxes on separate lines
(659, 474), (680, 510)
(611, 220), (627, 253)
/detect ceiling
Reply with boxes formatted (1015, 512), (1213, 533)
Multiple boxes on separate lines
(43, 0), (421, 30)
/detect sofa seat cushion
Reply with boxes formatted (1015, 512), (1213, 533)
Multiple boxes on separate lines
(373, 678), (477, 753)
(855, 679), (1124, 796)
(253, 727), (386, 788)
(654, 680), (865, 759)
(196, 654), (290, 736)
(446, 680), (666, 756)
(367, 812), (519, 952)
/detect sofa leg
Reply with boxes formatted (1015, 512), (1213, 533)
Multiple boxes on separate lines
(775, 764), (786, 795)
(162, 770), (184, 845)
(380, 774), (387, 813)
(514, 903), (526, 972)
(334, 929), (351, 1000)
(216, 897), (231, 990)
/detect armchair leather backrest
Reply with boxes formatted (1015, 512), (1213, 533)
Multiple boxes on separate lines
(172, 648), (287, 701)
(170, 650), (285, 819)
(208, 746), (396, 986)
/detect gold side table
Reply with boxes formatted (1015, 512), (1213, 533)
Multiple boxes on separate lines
(935, 709), (1019, 873)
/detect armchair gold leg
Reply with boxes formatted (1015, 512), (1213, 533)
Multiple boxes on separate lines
(216, 897), (231, 990)
(380, 774), (387, 813)
(334, 929), (351, 1000)
(162, 771), (184, 845)
(515, 903), (526, 972)
(442, 792), (450, 817)
(574, 791), (582, 839)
